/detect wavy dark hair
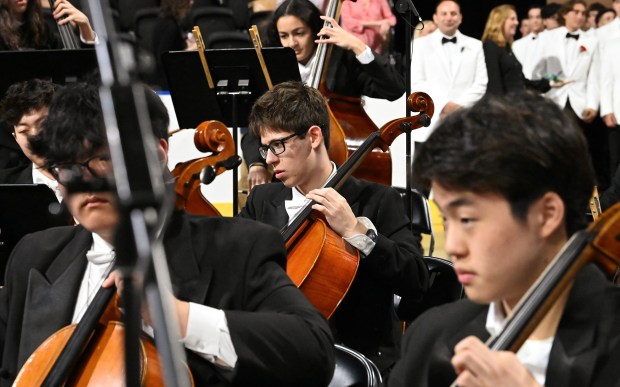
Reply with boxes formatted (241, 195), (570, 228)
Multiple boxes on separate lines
(0, 79), (58, 129)
(30, 82), (170, 167)
(0, 0), (49, 49)
(413, 91), (595, 236)
(267, 0), (323, 47)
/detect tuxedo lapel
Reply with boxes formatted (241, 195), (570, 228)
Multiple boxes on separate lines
(17, 229), (91, 368)
(262, 187), (292, 231)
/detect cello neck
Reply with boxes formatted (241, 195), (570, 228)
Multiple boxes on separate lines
(282, 130), (382, 241)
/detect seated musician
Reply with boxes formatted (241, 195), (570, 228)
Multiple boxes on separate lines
(0, 79), (62, 201)
(388, 91), (620, 387)
(242, 0), (406, 190)
(238, 81), (429, 378)
(0, 83), (335, 387)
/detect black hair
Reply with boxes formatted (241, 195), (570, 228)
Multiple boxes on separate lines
(0, 79), (58, 129)
(30, 82), (170, 167)
(413, 91), (595, 236)
(267, 0), (323, 47)
(595, 8), (616, 26)
(249, 80), (330, 150)
(541, 3), (562, 19)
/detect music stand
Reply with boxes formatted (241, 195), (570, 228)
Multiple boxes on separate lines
(162, 47), (301, 215)
(0, 49), (98, 97)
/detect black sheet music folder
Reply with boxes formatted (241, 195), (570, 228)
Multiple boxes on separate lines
(0, 184), (72, 281)
(162, 47), (301, 129)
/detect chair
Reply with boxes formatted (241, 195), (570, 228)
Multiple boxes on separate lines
(249, 10), (273, 28)
(228, 0), (250, 29)
(328, 344), (382, 387)
(394, 188), (465, 322)
(204, 30), (252, 49)
(115, 0), (160, 32)
(134, 7), (160, 52)
(190, 6), (236, 37)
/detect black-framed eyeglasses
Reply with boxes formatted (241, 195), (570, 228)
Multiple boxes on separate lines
(258, 131), (304, 159)
(49, 154), (112, 185)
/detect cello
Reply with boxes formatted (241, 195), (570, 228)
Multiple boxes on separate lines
(13, 286), (194, 386)
(309, 0), (394, 186)
(284, 92), (433, 318)
(171, 121), (241, 216)
(447, 202), (620, 386)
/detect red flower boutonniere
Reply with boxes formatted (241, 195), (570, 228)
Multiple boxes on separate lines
(579, 45), (587, 53)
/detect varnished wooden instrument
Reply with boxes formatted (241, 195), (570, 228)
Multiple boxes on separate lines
(309, 0), (392, 186)
(284, 92), (434, 318)
(171, 121), (240, 216)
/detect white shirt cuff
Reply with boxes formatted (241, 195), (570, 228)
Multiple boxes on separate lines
(342, 216), (377, 257)
(355, 46), (375, 65)
(182, 302), (238, 368)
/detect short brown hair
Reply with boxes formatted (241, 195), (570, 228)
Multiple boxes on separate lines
(248, 81), (330, 150)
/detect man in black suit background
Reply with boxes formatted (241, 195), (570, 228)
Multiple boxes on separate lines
(238, 81), (428, 377)
(0, 82), (335, 387)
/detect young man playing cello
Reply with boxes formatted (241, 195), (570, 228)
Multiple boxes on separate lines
(0, 83), (335, 387)
(238, 81), (429, 377)
(388, 91), (620, 387)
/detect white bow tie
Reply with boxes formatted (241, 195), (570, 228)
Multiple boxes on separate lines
(85, 250), (115, 265)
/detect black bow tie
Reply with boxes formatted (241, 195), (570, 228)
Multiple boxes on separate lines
(442, 36), (457, 45)
(565, 32), (579, 40)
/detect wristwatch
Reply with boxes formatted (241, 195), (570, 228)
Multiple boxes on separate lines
(365, 228), (378, 243)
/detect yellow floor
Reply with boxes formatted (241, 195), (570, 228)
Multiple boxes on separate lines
(421, 199), (448, 260)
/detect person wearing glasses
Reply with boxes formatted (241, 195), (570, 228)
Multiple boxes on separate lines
(238, 81), (429, 379)
(0, 82), (336, 386)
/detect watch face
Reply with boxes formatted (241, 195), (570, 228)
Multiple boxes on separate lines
(366, 229), (377, 242)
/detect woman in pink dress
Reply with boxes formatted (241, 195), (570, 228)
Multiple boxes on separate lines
(340, 0), (396, 53)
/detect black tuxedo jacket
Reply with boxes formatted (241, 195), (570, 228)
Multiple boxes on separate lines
(388, 264), (620, 387)
(0, 164), (32, 184)
(0, 211), (335, 387)
(239, 177), (428, 372)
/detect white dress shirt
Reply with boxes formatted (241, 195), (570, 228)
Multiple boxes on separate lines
(32, 165), (62, 202)
(73, 232), (238, 368)
(486, 302), (554, 386)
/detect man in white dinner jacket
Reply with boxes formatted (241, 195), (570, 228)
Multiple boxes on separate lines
(410, 0), (487, 139)
(513, 5), (545, 78)
(534, 1), (605, 184)
(600, 36), (620, 176)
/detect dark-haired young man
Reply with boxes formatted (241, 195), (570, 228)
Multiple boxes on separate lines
(0, 83), (335, 387)
(388, 91), (620, 387)
(238, 81), (428, 377)
(0, 79), (61, 199)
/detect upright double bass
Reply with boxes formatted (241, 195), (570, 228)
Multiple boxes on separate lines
(309, 0), (395, 186)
